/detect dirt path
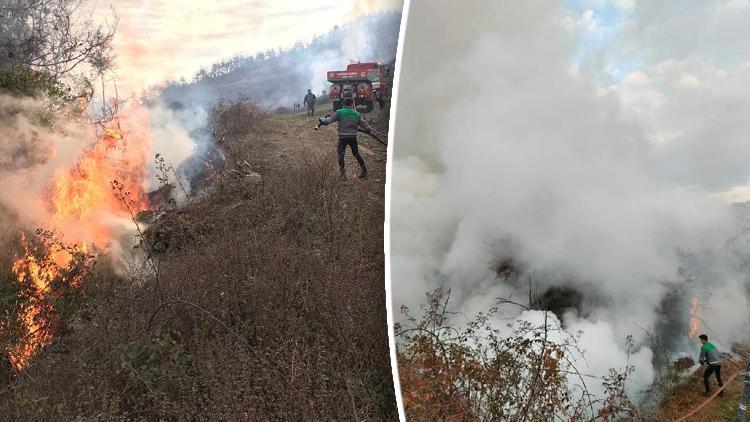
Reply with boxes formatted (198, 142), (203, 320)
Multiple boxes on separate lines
(265, 108), (387, 177)
(238, 107), (389, 218)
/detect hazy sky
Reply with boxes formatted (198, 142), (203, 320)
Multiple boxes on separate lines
(90, 0), (402, 94)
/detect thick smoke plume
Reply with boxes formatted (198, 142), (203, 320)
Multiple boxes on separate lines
(391, 0), (750, 404)
(0, 94), (203, 257)
(146, 102), (209, 197)
(0, 95), (94, 232)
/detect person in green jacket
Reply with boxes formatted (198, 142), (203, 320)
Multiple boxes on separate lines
(317, 97), (369, 179)
(698, 334), (724, 396)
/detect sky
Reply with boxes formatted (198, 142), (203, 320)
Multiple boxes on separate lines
(564, 0), (750, 195)
(564, 0), (636, 79)
(88, 0), (402, 95)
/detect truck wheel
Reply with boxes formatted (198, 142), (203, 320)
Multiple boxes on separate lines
(333, 101), (341, 111)
(365, 101), (374, 112)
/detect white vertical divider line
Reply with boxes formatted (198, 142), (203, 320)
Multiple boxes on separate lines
(385, 0), (412, 420)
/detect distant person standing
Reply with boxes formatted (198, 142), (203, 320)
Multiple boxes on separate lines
(376, 91), (386, 110)
(304, 89), (317, 117)
(317, 97), (369, 179)
(698, 334), (724, 397)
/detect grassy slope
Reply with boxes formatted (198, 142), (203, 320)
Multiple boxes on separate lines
(0, 107), (396, 420)
(654, 362), (747, 421)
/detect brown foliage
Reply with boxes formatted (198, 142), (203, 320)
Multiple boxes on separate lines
(209, 99), (268, 145)
(396, 289), (642, 421)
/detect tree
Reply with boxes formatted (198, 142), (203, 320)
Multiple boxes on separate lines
(0, 0), (116, 76)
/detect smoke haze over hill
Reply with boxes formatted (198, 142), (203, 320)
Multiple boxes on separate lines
(158, 12), (402, 108)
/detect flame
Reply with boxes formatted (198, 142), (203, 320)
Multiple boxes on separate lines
(49, 105), (151, 246)
(9, 234), (58, 369)
(688, 297), (700, 339)
(8, 102), (151, 370)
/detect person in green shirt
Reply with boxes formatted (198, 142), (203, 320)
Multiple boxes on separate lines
(317, 98), (370, 179)
(698, 334), (724, 396)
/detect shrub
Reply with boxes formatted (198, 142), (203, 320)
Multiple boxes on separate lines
(209, 99), (268, 144)
(0, 63), (71, 100)
(396, 288), (641, 421)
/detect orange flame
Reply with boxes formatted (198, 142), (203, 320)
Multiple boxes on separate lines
(49, 106), (151, 246)
(8, 102), (151, 370)
(688, 297), (700, 339)
(9, 234), (59, 369)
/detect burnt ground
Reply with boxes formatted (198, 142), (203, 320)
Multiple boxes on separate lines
(0, 106), (397, 420)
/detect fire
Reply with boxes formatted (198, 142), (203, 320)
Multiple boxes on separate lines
(7, 102), (151, 370)
(9, 234), (59, 369)
(688, 297), (700, 339)
(49, 106), (151, 246)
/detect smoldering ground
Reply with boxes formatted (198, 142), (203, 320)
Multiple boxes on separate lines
(390, 0), (750, 405)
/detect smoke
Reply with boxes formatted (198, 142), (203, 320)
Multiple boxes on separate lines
(391, 0), (750, 405)
(306, 13), (402, 99)
(0, 95), (94, 231)
(146, 102), (207, 196)
(0, 92), (207, 259)
(159, 11), (402, 109)
(307, 17), (394, 95)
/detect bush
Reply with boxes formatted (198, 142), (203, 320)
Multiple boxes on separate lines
(0, 63), (71, 100)
(396, 288), (641, 421)
(209, 99), (268, 144)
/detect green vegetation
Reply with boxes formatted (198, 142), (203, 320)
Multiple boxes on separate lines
(0, 63), (76, 100)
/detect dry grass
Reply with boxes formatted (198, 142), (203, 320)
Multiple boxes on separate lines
(652, 350), (750, 421)
(0, 108), (396, 420)
(210, 100), (269, 145)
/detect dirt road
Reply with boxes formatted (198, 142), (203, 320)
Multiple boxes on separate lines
(255, 108), (388, 185)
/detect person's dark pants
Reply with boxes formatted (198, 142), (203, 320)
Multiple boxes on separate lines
(307, 103), (315, 116)
(338, 136), (365, 175)
(704, 364), (723, 394)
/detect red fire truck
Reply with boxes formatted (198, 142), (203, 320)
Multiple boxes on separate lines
(327, 62), (389, 112)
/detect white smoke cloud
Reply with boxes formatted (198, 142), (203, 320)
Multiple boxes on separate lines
(146, 103), (203, 195)
(307, 14), (402, 96)
(0, 95), (93, 229)
(391, 0), (750, 406)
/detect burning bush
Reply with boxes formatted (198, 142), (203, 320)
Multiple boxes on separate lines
(0, 96), (151, 372)
(209, 99), (268, 144)
(0, 230), (95, 374)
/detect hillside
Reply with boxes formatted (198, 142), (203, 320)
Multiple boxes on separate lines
(0, 103), (397, 420)
(655, 373), (743, 421)
(654, 356), (748, 421)
(159, 11), (402, 108)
